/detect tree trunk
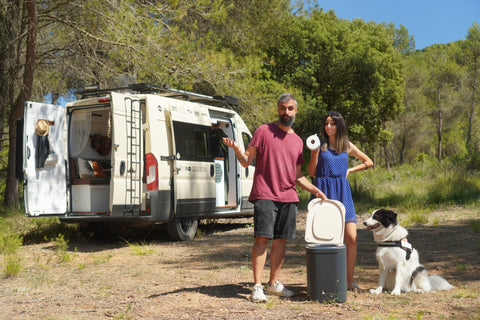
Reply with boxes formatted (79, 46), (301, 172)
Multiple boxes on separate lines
(4, 0), (37, 208)
(0, 1), (21, 154)
(436, 85), (443, 161)
(389, 144), (396, 165)
(399, 118), (406, 165)
(466, 53), (478, 148)
(383, 143), (390, 171)
(466, 105), (474, 147)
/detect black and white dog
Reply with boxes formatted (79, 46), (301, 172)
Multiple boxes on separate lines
(363, 209), (454, 295)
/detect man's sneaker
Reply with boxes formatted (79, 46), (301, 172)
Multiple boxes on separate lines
(266, 281), (294, 297)
(251, 284), (267, 302)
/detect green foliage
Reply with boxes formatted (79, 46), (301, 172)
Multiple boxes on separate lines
(2, 0), (479, 211)
(298, 188), (312, 210)
(0, 215), (24, 277)
(263, 9), (405, 145)
(463, 149), (480, 171)
(452, 288), (479, 299)
(0, 145), (13, 206)
(0, 233), (23, 255)
(93, 254), (112, 265)
(413, 152), (435, 164)
(351, 158), (480, 213)
(391, 24), (480, 165)
(301, 158), (480, 219)
(402, 207), (429, 226)
(51, 234), (72, 263)
(125, 240), (155, 256)
(3, 254), (23, 277)
(427, 172), (480, 206)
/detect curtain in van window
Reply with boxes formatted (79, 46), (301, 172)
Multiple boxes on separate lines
(70, 112), (91, 157)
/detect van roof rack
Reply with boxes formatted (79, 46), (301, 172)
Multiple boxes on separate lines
(78, 83), (239, 110)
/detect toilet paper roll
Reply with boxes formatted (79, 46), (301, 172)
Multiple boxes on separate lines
(306, 134), (320, 150)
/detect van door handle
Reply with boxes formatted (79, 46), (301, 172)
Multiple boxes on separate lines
(161, 155), (175, 161)
(120, 161), (126, 175)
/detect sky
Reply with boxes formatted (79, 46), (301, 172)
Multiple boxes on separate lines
(313, 0), (479, 50)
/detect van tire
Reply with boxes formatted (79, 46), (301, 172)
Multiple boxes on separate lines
(167, 217), (198, 241)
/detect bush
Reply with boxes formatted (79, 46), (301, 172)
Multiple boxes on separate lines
(349, 160), (480, 212)
(299, 158), (480, 214)
(0, 233), (23, 255)
(3, 254), (23, 277)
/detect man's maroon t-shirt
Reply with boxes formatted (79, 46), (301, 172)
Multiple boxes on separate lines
(248, 123), (304, 203)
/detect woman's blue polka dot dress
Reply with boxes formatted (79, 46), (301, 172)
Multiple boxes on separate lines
(313, 149), (357, 223)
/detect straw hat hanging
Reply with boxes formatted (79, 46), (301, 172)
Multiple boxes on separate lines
(35, 119), (50, 136)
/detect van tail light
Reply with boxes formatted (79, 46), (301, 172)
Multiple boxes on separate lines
(145, 153), (158, 190)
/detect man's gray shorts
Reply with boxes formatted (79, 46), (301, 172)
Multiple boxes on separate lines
(253, 199), (298, 240)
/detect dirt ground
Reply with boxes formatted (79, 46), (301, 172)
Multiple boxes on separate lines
(0, 209), (479, 320)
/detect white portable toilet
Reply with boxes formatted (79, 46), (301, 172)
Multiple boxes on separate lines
(305, 199), (347, 302)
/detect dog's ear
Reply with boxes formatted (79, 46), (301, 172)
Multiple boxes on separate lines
(374, 209), (397, 227)
(382, 210), (397, 227)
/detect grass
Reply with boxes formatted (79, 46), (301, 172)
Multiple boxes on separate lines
(93, 253), (112, 264)
(3, 254), (23, 276)
(0, 190), (477, 318)
(299, 158), (480, 229)
(453, 288), (480, 299)
(350, 159), (480, 214)
(362, 315), (401, 320)
(469, 219), (480, 233)
(0, 233), (23, 255)
(0, 232), (24, 276)
(51, 234), (72, 262)
(400, 205), (430, 225)
(239, 265), (249, 273)
(124, 240), (155, 256)
(456, 263), (469, 274)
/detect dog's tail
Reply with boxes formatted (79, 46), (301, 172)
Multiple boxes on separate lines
(410, 266), (454, 292)
(410, 266), (428, 288)
(428, 275), (454, 291)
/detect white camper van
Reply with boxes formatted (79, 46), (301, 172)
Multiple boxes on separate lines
(21, 84), (255, 240)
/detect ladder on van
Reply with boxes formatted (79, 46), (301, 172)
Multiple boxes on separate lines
(124, 98), (142, 215)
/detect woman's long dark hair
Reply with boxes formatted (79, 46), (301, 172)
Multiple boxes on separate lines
(321, 111), (350, 154)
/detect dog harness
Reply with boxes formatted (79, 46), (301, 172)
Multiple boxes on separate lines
(378, 238), (413, 260)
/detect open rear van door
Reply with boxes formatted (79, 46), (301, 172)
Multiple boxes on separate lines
(23, 102), (67, 216)
(110, 92), (143, 216)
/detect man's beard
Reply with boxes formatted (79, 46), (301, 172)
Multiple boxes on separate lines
(280, 114), (295, 127)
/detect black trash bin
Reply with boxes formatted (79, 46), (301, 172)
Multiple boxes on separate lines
(306, 244), (347, 303)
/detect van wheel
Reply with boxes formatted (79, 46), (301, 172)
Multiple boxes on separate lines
(167, 217), (198, 241)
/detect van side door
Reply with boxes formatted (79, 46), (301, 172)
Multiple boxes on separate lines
(168, 101), (216, 217)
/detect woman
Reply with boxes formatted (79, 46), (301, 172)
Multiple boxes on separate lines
(308, 111), (373, 292)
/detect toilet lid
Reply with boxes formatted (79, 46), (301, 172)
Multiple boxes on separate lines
(305, 199), (345, 245)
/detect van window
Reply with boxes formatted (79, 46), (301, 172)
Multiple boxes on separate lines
(173, 121), (212, 162)
(195, 130), (208, 157)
